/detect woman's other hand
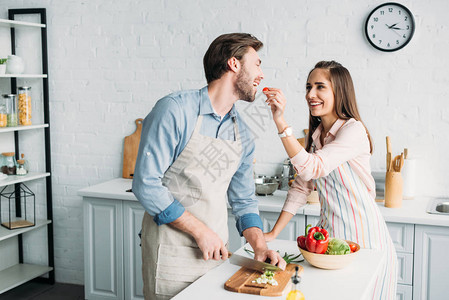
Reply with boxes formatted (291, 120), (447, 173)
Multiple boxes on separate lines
(264, 231), (277, 242)
(263, 87), (286, 123)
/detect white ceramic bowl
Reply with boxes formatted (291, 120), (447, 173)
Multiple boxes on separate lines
(299, 240), (360, 270)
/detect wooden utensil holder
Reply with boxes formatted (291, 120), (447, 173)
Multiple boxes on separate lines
(385, 171), (403, 208)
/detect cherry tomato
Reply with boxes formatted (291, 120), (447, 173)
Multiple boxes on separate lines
(349, 243), (357, 253)
(262, 87), (269, 92)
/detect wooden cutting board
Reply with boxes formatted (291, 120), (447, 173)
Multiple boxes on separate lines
(122, 118), (143, 179)
(224, 264), (303, 296)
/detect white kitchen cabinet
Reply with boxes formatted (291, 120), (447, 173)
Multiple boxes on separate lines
(305, 215), (320, 228)
(123, 201), (145, 300)
(396, 284), (413, 300)
(260, 211), (306, 240)
(413, 224), (449, 300)
(0, 9), (54, 294)
(84, 198), (123, 300)
(386, 222), (414, 253)
(386, 222), (414, 300)
(396, 252), (414, 285)
(83, 197), (144, 300)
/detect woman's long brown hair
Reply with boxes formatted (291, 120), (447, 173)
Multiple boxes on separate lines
(305, 61), (373, 154)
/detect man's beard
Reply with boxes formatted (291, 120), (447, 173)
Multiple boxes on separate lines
(235, 66), (256, 102)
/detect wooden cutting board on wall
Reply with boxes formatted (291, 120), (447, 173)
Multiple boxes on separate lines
(224, 263), (303, 296)
(122, 118), (143, 179)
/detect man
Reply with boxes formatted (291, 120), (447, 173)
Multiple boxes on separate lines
(133, 33), (286, 300)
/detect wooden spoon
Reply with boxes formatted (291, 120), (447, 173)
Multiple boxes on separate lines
(386, 136), (392, 171)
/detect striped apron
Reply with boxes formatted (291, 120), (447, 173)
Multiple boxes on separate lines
(315, 161), (397, 300)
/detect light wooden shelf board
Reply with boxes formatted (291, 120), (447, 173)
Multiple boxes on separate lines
(0, 74), (47, 78)
(0, 264), (53, 294)
(0, 19), (45, 29)
(0, 219), (51, 242)
(0, 124), (49, 133)
(0, 172), (50, 188)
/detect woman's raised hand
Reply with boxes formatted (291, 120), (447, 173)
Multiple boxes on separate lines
(263, 87), (286, 124)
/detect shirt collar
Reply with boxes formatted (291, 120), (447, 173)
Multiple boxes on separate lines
(328, 119), (346, 136)
(199, 86), (237, 119)
(311, 119), (346, 143)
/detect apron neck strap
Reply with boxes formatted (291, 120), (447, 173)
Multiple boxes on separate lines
(192, 114), (241, 142)
(232, 116), (241, 142)
(192, 115), (204, 135)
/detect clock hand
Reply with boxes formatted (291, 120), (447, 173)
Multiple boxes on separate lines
(391, 26), (404, 30)
(386, 23), (399, 29)
(391, 28), (402, 38)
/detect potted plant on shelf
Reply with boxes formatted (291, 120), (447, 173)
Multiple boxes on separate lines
(0, 58), (7, 74)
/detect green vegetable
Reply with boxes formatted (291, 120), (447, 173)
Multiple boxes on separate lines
(264, 270), (275, 278)
(325, 238), (350, 255)
(279, 251), (304, 263)
(0, 58), (7, 65)
(243, 247), (304, 263)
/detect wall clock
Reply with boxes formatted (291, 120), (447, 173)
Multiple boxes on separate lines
(365, 2), (415, 52)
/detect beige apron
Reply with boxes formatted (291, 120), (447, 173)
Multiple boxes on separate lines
(141, 115), (242, 299)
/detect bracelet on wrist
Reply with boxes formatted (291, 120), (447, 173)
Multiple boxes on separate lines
(278, 126), (293, 138)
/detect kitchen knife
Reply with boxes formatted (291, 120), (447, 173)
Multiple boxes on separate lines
(229, 252), (282, 273)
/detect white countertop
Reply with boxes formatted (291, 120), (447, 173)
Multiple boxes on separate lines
(303, 196), (449, 227)
(173, 239), (384, 300)
(78, 178), (449, 227)
(78, 178), (137, 201)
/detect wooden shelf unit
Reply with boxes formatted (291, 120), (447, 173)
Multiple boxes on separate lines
(0, 8), (54, 294)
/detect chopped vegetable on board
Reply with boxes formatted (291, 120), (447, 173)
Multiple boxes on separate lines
(252, 270), (278, 286)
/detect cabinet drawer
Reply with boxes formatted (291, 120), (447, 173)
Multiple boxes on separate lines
(397, 252), (413, 285)
(386, 222), (414, 253)
(396, 284), (413, 300)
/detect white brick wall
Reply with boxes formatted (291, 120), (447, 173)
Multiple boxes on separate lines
(0, 0), (448, 285)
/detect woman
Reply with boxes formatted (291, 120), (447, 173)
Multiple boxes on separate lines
(263, 61), (397, 299)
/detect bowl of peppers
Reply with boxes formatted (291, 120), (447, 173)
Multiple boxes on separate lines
(297, 225), (360, 270)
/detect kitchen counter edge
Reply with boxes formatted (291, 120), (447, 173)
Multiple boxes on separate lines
(77, 178), (449, 227)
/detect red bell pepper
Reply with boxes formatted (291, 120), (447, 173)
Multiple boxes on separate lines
(297, 235), (306, 249)
(296, 224), (311, 250)
(305, 226), (329, 254)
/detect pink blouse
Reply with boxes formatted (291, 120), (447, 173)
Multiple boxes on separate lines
(282, 118), (375, 215)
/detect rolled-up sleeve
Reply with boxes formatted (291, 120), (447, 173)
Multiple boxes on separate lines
(132, 97), (185, 225)
(227, 129), (262, 236)
(282, 175), (312, 215)
(290, 121), (369, 181)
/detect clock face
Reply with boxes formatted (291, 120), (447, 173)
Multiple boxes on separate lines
(365, 2), (415, 52)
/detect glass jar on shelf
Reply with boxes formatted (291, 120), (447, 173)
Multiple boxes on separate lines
(18, 86), (32, 125)
(2, 94), (18, 127)
(16, 153), (29, 176)
(1, 152), (17, 175)
(0, 98), (6, 127)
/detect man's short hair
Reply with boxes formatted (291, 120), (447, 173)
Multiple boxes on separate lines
(203, 33), (263, 84)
